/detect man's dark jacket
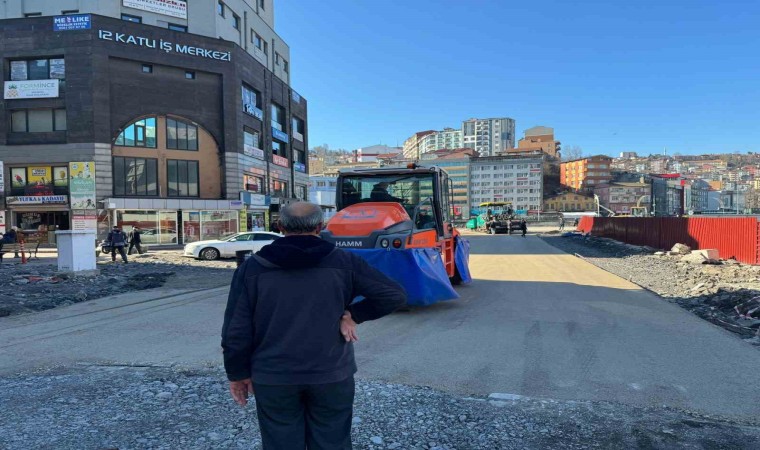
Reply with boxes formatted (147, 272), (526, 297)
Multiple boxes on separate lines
(221, 235), (407, 385)
(129, 230), (142, 244)
(107, 230), (127, 246)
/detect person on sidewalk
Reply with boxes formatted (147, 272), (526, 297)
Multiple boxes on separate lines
(521, 219), (528, 237)
(558, 215), (565, 231)
(107, 225), (128, 263)
(2, 226), (19, 258)
(128, 226), (144, 255)
(222, 201), (406, 450)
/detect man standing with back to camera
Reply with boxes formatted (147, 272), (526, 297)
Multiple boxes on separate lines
(222, 201), (407, 449)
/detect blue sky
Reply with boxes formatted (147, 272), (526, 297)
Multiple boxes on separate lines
(278, 0), (760, 156)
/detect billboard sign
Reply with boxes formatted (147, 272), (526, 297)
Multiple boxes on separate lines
(4, 79), (59, 99)
(6, 195), (67, 205)
(53, 14), (91, 31)
(272, 154), (289, 168)
(122, 0), (187, 19)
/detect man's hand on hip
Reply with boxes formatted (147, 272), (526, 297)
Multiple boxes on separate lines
(229, 378), (254, 406)
(341, 311), (359, 342)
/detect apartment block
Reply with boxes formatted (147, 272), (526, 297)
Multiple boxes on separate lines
(560, 155), (613, 192)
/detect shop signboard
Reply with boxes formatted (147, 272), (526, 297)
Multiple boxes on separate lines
(0, 161), (4, 195)
(272, 128), (289, 143)
(122, 0), (187, 19)
(272, 154), (289, 168)
(240, 191), (267, 207)
(49, 59), (66, 79)
(294, 162), (307, 173)
(0, 211), (5, 235)
(4, 79), (59, 99)
(26, 167), (54, 196)
(98, 30), (231, 62)
(239, 209), (247, 232)
(6, 195), (67, 205)
(243, 143), (264, 159)
(69, 162), (96, 209)
(53, 14), (91, 31)
(72, 210), (97, 231)
(244, 103), (263, 120)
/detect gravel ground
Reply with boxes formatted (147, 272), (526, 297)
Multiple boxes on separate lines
(542, 234), (760, 346)
(1, 365), (758, 450)
(0, 250), (235, 317)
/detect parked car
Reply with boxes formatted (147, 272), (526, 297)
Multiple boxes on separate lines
(183, 231), (282, 260)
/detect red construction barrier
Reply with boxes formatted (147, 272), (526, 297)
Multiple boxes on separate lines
(576, 216), (760, 265)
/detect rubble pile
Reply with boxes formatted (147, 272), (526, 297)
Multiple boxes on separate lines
(544, 234), (760, 345)
(0, 252), (234, 317)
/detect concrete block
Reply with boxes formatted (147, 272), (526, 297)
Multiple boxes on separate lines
(692, 249), (719, 260)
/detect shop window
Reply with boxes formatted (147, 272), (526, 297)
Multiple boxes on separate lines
(271, 140), (286, 157)
(295, 185), (307, 200)
(294, 149), (305, 164)
(271, 102), (285, 131)
(270, 179), (288, 198)
(166, 117), (198, 150)
(9, 108), (66, 132)
(9, 58), (65, 81)
(167, 159), (199, 197)
(113, 156), (158, 196)
(9, 166), (68, 196)
(242, 84), (262, 114)
(200, 211), (238, 242)
(244, 129), (261, 153)
(243, 173), (264, 193)
(115, 117), (157, 148)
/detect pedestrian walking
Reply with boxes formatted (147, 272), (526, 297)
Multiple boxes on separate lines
(521, 219), (528, 237)
(107, 225), (128, 263)
(558, 216), (565, 231)
(222, 202), (406, 450)
(2, 226), (19, 258)
(127, 226), (144, 255)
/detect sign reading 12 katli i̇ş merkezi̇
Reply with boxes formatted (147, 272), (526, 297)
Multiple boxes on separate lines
(98, 30), (231, 62)
(69, 162), (96, 209)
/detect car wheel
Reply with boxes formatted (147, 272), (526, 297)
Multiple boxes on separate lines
(200, 247), (220, 260)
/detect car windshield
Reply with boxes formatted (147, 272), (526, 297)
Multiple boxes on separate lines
(222, 233), (246, 241)
(340, 173), (434, 218)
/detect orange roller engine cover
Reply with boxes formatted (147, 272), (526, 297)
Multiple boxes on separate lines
(326, 203), (411, 237)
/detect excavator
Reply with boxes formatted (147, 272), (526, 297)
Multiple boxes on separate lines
(320, 164), (472, 306)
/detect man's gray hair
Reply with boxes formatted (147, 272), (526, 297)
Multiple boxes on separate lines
(278, 202), (324, 233)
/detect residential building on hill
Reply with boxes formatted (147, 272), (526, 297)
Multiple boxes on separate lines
(418, 128), (463, 155)
(462, 117), (515, 157)
(402, 130), (435, 160)
(560, 156), (613, 192)
(511, 126), (559, 157)
(594, 182), (651, 214)
(470, 155), (543, 212)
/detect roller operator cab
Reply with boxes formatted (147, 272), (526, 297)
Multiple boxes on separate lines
(321, 165), (471, 296)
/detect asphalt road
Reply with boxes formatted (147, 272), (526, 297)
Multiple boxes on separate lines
(1, 234), (759, 422)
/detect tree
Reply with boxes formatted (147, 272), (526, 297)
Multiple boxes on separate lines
(562, 145), (584, 161)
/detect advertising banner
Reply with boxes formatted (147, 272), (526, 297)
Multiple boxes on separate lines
(50, 59), (66, 79)
(0, 211), (5, 235)
(122, 0), (188, 19)
(0, 161), (4, 195)
(294, 162), (306, 173)
(243, 143), (264, 159)
(10, 61), (27, 81)
(26, 167), (54, 196)
(4, 79), (59, 99)
(272, 154), (289, 168)
(54, 167), (68, 187)
(69, 162), (96, 209)
(272, 128), (289, 143)
(53, 14), (91, 31)
(239, 209), (247, 232)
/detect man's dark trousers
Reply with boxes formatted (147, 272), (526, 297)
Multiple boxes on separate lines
(253, 376), (354, 450)
(111, 245), (127, 262)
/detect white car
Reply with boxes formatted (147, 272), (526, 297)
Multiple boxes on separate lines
(183, 231), (282, 260)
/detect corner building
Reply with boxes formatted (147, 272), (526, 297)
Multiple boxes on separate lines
(0, 10), (308, 244)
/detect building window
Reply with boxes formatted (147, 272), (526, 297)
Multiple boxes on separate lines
(244, 129), (260, 152)
(243, 173), (264, 193)
(253, 32), (263, 50)
(242, 84), (261, 111)
(166, 117), (198, 151)
(263, 41), (268, 55)
(294, 149), (305, 165)
(259, 0), (265, 10)
(233, 14), (240, 30)
(271, 179), (288, 198)
(24, 12), (42, 17)
(283, 60), (289, 73)
(168, 23), (188, 32)
(121, 14), (142, 23)
(295, 185), (307, 200)
(274, 52), (281, 66)
(10, 58), (65, 81)
(167, 160), (199, 197)
(113, 157), (158, 196)
(62, 10), (79, 14)
(271, 140), (285, 157)
(185, 71), (195, 79)
(142, 64), (153, 73)
(115, 117), (156, 147)
(217, 1), (225, 17)
(10, 108), (66, 132)
(271, 103), (285, 130)
(292, 117), (304, 140)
